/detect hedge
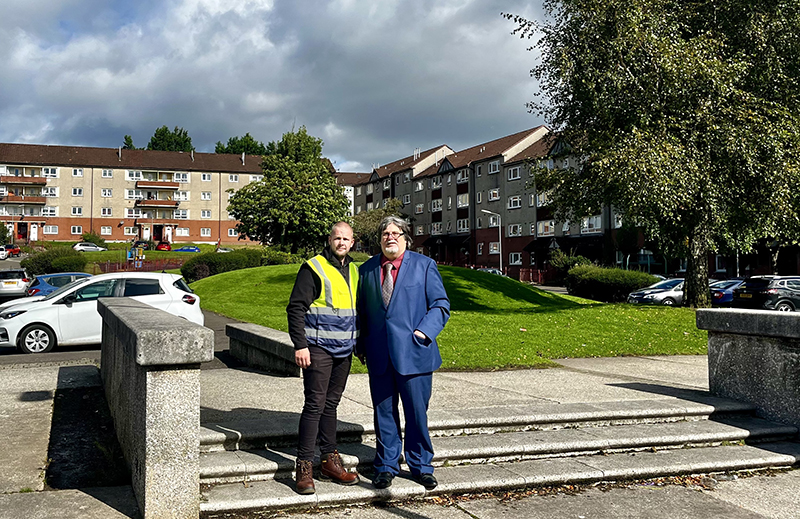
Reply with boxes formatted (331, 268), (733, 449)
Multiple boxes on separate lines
(21, 247), (88, 275)
(181, 248), (264, 282)
(565, 265), (660, 302)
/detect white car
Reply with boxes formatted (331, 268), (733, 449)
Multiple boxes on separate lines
(73, 242), (108, 252)
(0, 272), (204, 354)
(0, 248), (7, 260)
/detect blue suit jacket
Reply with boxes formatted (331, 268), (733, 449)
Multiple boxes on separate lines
(357, 251), (450, 376)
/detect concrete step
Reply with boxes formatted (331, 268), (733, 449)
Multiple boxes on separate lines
(199, 397), (756, 453)
(199, 415), (796, 484)
(199, 441), (800, 515)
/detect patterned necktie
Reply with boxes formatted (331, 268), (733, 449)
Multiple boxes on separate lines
(382, 263), (394, 306)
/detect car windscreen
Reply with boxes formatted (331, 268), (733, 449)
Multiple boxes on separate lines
(711, 280), (740, 290)
(0, 271), (25, 280)
(42, 276), (92, 300)
(172, 278), (194, 294)
(651, 279), (683, 290)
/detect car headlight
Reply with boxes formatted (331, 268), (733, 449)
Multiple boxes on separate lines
(0, 310), (26, 320)
(643, 294), (656, 300)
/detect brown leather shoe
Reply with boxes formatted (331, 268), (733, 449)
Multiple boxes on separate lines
(320, 450), (359, 485)
(295, 459), (315, 494)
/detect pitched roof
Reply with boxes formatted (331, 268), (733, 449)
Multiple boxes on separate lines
(0, 143), (265, 174)
(371, 144), (452, 179)
(334, 172), (370, 186)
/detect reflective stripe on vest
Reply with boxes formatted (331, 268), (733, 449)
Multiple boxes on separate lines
(304, 254), (359, 354)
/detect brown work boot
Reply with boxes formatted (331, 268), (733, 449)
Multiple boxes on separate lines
(295, 459), (315, 494)
(320, 450), (359, 485)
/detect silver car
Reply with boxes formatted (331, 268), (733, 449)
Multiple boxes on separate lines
(627, 278), (684, 306)
(0, 269), (32, 298)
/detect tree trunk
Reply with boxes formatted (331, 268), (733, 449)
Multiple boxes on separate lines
(685, 225), (710, 308)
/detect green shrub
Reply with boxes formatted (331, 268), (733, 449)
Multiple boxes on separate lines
(565, 265), (659, 302)
(262, 247), (306, 266)
(21, 247), (87, 275)
(181, 248), (264, 282)
(549, 249), (592, 281)
(81, 230), (107, 248)
(349, 251), (371, 262)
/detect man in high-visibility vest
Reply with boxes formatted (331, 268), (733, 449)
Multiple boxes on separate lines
(286, 221), (360, 495)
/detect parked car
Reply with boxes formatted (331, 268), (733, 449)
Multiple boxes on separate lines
(0, 248), (7, 261)
(0, 269), (32, 298)
(3, 244), (21, 257)
(709, 279), (745, 307)
(0, 272), (203, 354)
(131, 241), (150, 250)
(477, 267), (504, 276)
(73, 242), (107, 252)
(155, 242), (172, 251)
(173, 245), (201, 253)
(627, 278), (685, 306)
(732, 276), (800, 312)
(27, 273), (92, 297)
(216, 247), (233, 253)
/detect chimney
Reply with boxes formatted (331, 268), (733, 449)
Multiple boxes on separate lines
(241, 152), (245, 166)
(118, 147), (122, 161)
(191, 150), (194, 162)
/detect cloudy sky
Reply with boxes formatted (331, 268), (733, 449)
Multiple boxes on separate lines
(0, 0), (545, 172)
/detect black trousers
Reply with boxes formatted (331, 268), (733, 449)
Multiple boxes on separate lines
(297, 345), (352, 461)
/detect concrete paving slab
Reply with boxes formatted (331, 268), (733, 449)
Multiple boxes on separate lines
(556, 356), (709, 390)
(708, 469), (800, 519)
(0, 486), (139, 519)
(431, 463), (528, 495)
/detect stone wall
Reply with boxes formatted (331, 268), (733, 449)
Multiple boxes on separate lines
(99, 298), (214, 519)
(697, 308), (800, 428)
(227, 323), (299, 377)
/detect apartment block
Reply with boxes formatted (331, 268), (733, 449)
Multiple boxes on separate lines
(0, 143), (264, 245)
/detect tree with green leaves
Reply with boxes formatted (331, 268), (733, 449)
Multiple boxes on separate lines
(226, 128), (349, 253)
(146, 126), (194, 152)
(122, 135), (137, 150)
(506, 0), (800, 307)
(215, 133), (269, 155)
(352, 198), (407, 251)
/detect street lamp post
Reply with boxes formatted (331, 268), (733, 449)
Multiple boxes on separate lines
(481, 209), (502, 274)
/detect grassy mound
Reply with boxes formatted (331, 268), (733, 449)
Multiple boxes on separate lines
(191, 265), (707, 372)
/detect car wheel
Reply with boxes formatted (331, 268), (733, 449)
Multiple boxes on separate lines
(18, 325), (56, 354)
(661, 298), (676, 306)
(776, 302), (794, 312)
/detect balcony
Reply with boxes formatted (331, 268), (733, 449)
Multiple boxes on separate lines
(1, 194), (46, 205)
(136, 181), (180, 190)
(135, 199), (180, 209)
(0, 176), (47, 186)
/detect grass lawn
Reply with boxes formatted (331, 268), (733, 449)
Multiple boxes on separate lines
(191, 265), (707, 373)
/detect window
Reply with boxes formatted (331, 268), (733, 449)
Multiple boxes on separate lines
(488, 215), (500, 227)
(42, 187), (57, 197)
(126, 170), (142, 181)
(563, 157), (570, 168)
(430, 176), (442, 189)
(202, 173), (212, 181)
(562, 221), (571, 233)
(457, 219), (469, 232)
(383, 179), (391, 189)
(201, 192), (212, 201)
(430, 222), (443, 235)
(71, 225), (82, 235)
(456, 170), (469, 183)
(228, 228), (238, 237)
(476, 192), (482, 204)
(126, 208), (143, 218)
(72, 168), (83, 177)
(447, 196), (452, 210)
(201, 228), (212, 237)
(477, 218), (482, 228)
(508, 224), (522, 237)
(488, 161), (500, 174)
(356, 186), (362, 196)
(415, 203), (424, 214)
(125, 189), (144, 200)
(457, 193), (469, 208)
(489, 242), (500, 254)
(536, 191), (551, 207)
(102, 169), (113, 178)
(395, 175), (400, 185)
(581, 215), (603, 233)
(71, 207), (83, 216)
(416, 225), (424, 236)
(120, 278), (163, 297)
(547, 159), (554, 170)
(403, 194), (411, 205)
(508, 196), (522, 209)
(509, 252), (522, 265)
(382, 199), (388, 208)
(101, 188), (112, 197)
(72, 188), (83, 197)
(175, 172), (189, 183)
(356, 206), (362, 214)
(228, 192), (235, 200)
(174, 209), (188, 219)
(176, 227), (190, 237)
(42, 167), (58, 178)
(124, 227), (137, 236)
(174, 191), (189, 201)
(404, 172), (411, 183)
(431, 199), (443, 212)
(42, 207), (57, 217)
(537, 220), (555, 237)
(476, 165), (482, 177)
(101, 207), (112, 217)
(529, 193), (536, 207)
(488, 189), (500, 201)
(101, 226), (112, 235)
(201, 209), (211, 218)
(614, 214), (623, 229)
(507, 166), (521, 181)
(477, 243), (484, 255)
(366, 184), (374, 195)
(414, 181), (424, 192)
(250, 175), (263, 182)
(367, 202), (373, 210)
(44, 225), (58, 234)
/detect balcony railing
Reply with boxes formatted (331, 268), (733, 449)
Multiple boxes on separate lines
(135, 199), (180, 208)
(0, 176), (47, 185)
(1, 195), (47, 205)
(136, 181), (180, 190)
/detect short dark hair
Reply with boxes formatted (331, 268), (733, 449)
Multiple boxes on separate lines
(378, 216), (412, 247)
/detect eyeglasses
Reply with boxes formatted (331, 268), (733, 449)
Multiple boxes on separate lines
(381, 232), (404, 240)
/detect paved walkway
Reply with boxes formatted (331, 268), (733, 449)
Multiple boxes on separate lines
(0, 311), (797, 518)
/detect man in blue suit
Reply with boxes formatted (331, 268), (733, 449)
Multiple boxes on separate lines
(356, 216), (450, 490)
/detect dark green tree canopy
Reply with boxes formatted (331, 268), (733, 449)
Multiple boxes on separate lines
(265, 126), (324, 165)
(352, 198), (407, 251)
(122, 135), (137, 150)
(146, 126), (195, 152)
(215, 133), (268, 155)
(507, 0), (800, 307)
